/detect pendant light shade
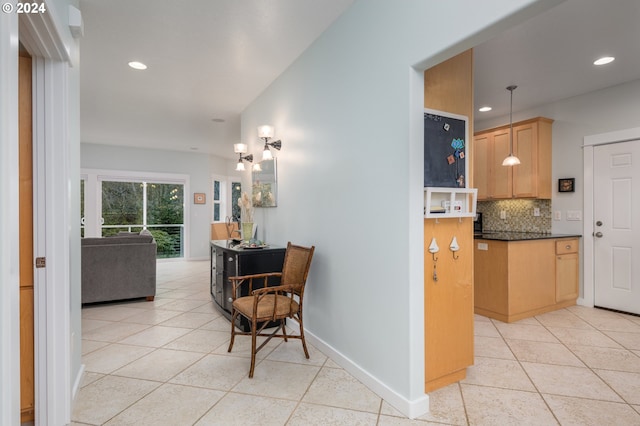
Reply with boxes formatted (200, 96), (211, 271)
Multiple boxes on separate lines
(502, 85), (521, 166)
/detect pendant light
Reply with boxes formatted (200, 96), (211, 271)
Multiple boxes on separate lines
(502, 85), (521, 166)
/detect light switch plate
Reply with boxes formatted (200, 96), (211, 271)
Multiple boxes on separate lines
(533, 208), (540, 217)
(500, 210), (506, 220)
(567, 210), (582, 221)
(554, 211), (562, 221)
(477, 243), (488, 251)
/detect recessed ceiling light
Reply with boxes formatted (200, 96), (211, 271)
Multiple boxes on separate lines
(189, 147), (198, 151)
(128, 61), (147, 70)
(478, 106), (492, 112)
(211, 118), (225, 123)
(593, 56), (615, 66)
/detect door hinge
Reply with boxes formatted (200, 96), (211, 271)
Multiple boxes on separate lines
(35, 257), (46, 268)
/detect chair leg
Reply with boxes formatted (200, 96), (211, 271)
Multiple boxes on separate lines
(281, 319), (288, 342)
(228, 310), (238, 352)
(249, 317), (258, 378)
(298, 313), (310, 359)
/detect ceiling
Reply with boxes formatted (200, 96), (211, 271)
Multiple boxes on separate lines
(473, 0), (640, 124)
(79, 0), (355, 159)
(79, 0), (640, 159)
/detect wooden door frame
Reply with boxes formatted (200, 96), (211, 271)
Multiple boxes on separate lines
(582, 127), (640, 308)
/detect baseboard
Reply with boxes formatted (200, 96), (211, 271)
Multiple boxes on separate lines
(187, 256), (209, 261)
(71, 363), (85, 404)
(302, 326), (429, 419)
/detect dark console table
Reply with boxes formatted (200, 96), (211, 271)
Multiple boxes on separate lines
(210, 240), (286, 331)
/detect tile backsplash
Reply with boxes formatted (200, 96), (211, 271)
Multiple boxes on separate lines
(478, 199), (551, 233)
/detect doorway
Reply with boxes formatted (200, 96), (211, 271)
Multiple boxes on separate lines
(592, 140), (640, 314)
(583, 129), (640, 314)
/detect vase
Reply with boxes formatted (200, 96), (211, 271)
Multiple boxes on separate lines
(241, 222), (254, 242)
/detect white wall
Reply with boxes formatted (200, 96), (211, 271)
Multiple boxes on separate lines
(239, 0), (561, 416)
(477, 77), (640, 298)
(81, 143), (236, 259)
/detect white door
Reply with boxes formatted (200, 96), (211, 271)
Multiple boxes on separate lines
(593, 140), (640, 314)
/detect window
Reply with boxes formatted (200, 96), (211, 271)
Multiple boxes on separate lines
(231, 181), (242, 222)
(211, 175), (239, 223)
(100, 180), (185, 258)
(81, 170), (188, 259)
(212, 178), (222, 222)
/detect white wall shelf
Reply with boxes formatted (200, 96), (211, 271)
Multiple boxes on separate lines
(424, 187), (477, 219)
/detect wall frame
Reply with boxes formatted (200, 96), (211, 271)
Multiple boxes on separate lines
(194, 192), (206, 204)
(423, 108), (468, 188)
(558, 178), (575, 193)
(252, 158), (277, 207)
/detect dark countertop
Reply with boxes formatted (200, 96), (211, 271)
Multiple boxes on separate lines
(474, 232), (582, 241)
(210, 239), (284, 252)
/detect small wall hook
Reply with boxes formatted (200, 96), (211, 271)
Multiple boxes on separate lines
(428, 237), (439, 261)
(450, 236), (460, 260)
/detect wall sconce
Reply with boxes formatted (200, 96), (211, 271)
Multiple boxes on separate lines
(257, 125), (282, 160)
(234, 143), (253, 171)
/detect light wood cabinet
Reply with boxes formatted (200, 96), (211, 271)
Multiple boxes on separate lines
(555, 239), (579, 302)
(474, 237), (579, 322)
(473, 117), (553, 200)
(424, 219), (474, 391)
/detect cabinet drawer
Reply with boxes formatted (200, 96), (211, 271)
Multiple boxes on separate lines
(556, 239), (578, 255)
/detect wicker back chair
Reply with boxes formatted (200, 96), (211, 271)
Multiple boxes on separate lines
(227, 242), (315, 377)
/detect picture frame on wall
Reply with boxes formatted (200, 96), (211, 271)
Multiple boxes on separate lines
(558, 178), (575, 193)
(423, 108), (468, 188)
(194, 192), (206, 204)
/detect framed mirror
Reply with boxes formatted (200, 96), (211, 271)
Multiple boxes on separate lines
(252, 158), (277, 207)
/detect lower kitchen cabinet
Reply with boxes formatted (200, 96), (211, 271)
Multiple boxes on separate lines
(555, 239), (579, 302)
(474, 237), (580, 322)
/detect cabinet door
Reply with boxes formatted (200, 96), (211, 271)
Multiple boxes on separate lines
(473, 134), (490, 200)
(512, 122), (539, 198)
(490, 129), (512, 199)
(424, 218), (473, 390)
(556, 252), (579, 302)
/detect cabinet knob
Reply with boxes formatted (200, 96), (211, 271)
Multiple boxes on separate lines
(228, 257), (234, 262)
(227, 297), (233, 303)
(565, 245), (571, 250)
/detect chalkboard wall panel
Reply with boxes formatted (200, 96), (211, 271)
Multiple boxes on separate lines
(424, 109), (468, 188)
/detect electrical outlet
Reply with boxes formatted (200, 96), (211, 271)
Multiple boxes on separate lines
(500, 210), (506, 220)
(554, 211), (562, 221)
(533, 208), (540, 217)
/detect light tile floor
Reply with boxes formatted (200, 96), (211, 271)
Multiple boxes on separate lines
(72, 260), (640, 425)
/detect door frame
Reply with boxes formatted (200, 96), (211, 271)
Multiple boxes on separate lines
(582, 126), (640, 308)
(0, 7), (77, 426)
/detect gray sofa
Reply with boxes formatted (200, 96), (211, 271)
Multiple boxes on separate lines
(81, 233), (157, 304)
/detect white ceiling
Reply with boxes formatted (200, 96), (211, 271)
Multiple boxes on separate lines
(79, 0), (640, 159)
(79, 0), (355, 159)
(474, 0), (640, 124)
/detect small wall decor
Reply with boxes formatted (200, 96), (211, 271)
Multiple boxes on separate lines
(194, 192), (206, 204)
(558, 178), (575, 193)
(423, 108), (469, 188)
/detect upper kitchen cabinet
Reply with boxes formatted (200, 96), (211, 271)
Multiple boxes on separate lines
(473, 117), (553, 200)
